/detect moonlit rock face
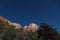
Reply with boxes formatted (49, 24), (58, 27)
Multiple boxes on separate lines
(23, 26), (28, 32)
(27, 23), (39, 32)
(28, 23), (38, 28)
(12, 23), (22, 29)
(8, 20), (12, 25)
(23, 23), (39, 32)
(24, 26), (27, 28)
(0, 16), (39, 31)
(0, 16), (3, 20)
(0, 16), (22, 29)
(8, 20), (22, 29)
(0, 16), (9, 25)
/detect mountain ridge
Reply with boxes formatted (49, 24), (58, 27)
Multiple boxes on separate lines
(0, 16), (39, 32)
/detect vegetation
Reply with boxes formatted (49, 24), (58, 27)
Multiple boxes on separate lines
(37, 23), (58, 40)
(2, 25), (17, 40)
(0, 20), (60, 40)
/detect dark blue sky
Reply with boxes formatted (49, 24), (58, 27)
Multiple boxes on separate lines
(0, 0), (60, 32)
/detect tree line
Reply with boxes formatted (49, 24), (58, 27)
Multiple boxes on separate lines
(0, 20), (60, 40)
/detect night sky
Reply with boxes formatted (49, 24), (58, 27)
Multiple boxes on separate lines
(0, 0), (60, 32)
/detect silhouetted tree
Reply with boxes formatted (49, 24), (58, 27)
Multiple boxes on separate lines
(57, 33), (60, 40)
(37, 23), (58, 40)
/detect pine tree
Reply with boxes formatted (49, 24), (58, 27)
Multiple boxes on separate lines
(37, 23), (58, 40)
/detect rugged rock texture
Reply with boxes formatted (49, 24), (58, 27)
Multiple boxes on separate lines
(12, 23), (22, 29)
(0, 16), (9, 26)
(0, 16), (22, 29)
(0, 16), (39, 32)
(23, 23), (39, 32)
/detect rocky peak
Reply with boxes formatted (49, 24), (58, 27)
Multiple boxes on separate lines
(28, 23), (38, 29)
(23, 23), (39, 32)
(0, 16), (39, 32)
(0, 16), (9, 25)
(0, 16), (22, 29)
(12, 23), (22, 29)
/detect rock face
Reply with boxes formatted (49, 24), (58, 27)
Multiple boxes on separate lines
(28, 23), (38, 32)
(24, 26), (28, 32)
(12, 23), (21, 29)
(0, 16), (39, 32)
(0, 16), (9, 25)
(24, 23), (39, 32)
(0, 16), (22, 29)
